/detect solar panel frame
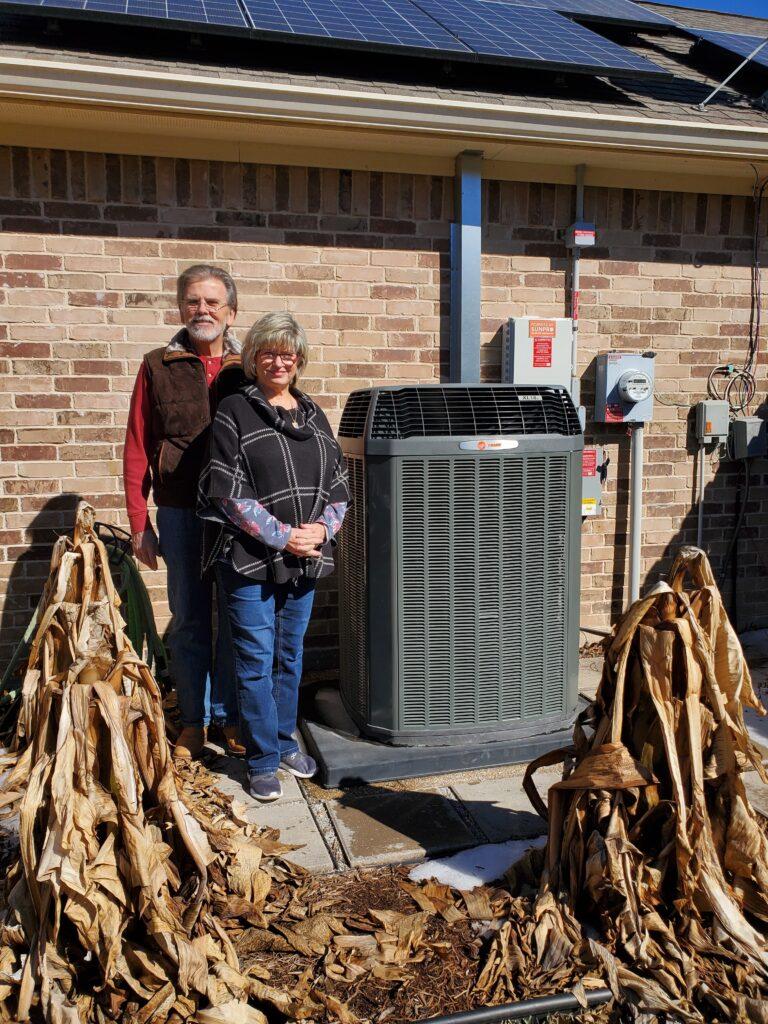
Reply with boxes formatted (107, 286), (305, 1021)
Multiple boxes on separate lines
(477, 0), (676, 31)
(411, 0), (669, 75)
(690, 28), (768, 71)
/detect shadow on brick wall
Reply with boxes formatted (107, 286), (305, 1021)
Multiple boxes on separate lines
(0, 493), (85, 664)
(644, 419), (768, 633)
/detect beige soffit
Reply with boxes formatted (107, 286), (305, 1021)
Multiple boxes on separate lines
(0, 55), (766, 191)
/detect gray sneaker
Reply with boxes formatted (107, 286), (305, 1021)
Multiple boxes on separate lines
(248, 773), (282, 802)
(280, 751), (317, 778)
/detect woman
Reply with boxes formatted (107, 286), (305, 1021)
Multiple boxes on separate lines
(198, 312), (349, 801)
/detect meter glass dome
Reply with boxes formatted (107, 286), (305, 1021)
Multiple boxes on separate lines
(618, 371), (652, 405)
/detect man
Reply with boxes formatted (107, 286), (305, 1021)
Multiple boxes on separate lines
(123, 264), (244, 760)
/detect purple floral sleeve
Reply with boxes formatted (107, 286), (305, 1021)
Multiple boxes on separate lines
(216, 497), (292, 551)
(320, 501), (348, 540)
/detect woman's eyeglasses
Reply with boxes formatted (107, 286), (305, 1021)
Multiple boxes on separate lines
(259, 351), (298, 365)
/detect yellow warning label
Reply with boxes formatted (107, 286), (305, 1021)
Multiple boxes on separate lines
(582, 498), (598, 516)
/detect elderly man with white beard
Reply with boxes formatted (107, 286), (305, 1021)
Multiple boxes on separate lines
(123, 264), (245, 761)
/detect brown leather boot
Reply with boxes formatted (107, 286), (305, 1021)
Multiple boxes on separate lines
(207, 723), (246, 757)
(217, 724), (245, 757)
(173, 725), (206, 761)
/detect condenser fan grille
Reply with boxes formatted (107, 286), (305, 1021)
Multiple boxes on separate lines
(338, 390), (372, 438)
(364, 386), (580, 439)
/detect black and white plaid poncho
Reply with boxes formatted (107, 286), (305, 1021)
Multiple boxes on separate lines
(197, 384), (350, 583)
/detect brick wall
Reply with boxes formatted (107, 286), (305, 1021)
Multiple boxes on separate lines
(0, 145), (765, 668)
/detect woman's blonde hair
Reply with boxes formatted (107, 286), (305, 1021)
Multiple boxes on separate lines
(242, 312), (309, 382)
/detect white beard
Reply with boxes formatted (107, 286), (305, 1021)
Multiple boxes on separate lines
(187, 319), (223, 345)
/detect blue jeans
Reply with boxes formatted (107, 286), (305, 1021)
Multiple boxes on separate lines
(156, 506), (237, 729)
(218, 563), (316, 776)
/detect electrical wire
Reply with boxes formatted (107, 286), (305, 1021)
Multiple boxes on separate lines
(706, 167), (768, 415)
(707, 365), (756, 414)
(654, 391), (693, 408)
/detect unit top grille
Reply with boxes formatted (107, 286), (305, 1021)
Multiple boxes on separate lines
(338, 390), (373, 438)
(340, 385), (581, 440)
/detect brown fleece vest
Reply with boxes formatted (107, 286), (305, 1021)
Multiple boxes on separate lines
(144, 344), (244, 509)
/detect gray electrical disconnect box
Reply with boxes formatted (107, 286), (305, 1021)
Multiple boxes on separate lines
(503, 318), (572, 388)
(695, 400), (729, 444)
(581, 446), (605, 517)
(594, 352), (655, 424)
(731, 417), (768, 459)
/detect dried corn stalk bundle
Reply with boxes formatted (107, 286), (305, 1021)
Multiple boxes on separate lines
(0, 502), (311, 1024)
(525, 547), (768, 1022)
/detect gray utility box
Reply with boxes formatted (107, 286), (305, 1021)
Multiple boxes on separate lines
(731, 417), (768, 460)
(502, 317), (572, 388)
(695, 400), (729, 444)
(337, 384), (583, 747)
(594, 351), (655, 423)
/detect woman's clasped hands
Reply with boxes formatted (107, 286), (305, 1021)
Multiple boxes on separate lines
(285, 522), (327, 558)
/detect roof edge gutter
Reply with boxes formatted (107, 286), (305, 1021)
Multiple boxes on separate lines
(0, 56), (767, 161)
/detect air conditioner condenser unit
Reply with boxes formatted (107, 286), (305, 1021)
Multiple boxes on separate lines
(337, 384), (583, 749)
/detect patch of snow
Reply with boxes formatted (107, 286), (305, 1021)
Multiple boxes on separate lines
(408, 837), (547, 891)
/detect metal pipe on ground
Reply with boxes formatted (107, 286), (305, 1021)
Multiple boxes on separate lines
(421, 987), (613, 1024)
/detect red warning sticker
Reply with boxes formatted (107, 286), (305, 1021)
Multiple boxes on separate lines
(532, 337), (552, 368)
(582, 449), (597, 477)
(605, 403), (624, 423)
(529, 319), (556, 338)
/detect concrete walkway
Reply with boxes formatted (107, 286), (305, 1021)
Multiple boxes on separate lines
(205, 657), (606, 873)
(204, 637), (768, 875)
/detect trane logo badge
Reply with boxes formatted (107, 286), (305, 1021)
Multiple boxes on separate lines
(519, 394), (543, 401)
(459, 439), (519, 451)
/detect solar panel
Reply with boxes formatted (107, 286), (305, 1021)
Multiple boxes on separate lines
(3, 0), (248, 26)
(691, 29), (768, 70)
(412, 0), (668, 75)
(239, 0), (471, 51)
(479, 0), (675, 30)
(0, 0), (669, 73)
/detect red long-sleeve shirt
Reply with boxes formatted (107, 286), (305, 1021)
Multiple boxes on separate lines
(123, 354), (223, 535)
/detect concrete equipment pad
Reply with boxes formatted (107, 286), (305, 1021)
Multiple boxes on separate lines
(301, 689), (580, 789)
(327, 788), (477, 867)
(450, 777), (547, 842)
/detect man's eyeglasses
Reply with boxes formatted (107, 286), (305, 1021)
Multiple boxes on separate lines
(184, 298), (229, 312)
(259, 351), (298, 365)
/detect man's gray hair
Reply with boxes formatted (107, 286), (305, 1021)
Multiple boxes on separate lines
(242, 312), (309, 381)
(176, 264), (238, 313)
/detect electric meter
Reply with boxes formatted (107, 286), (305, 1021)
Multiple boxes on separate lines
(617, 371), (652, 405)
(594, 352), (655, 424)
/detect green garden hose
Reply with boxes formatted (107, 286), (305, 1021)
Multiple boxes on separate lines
(97, 522), (170, 689)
